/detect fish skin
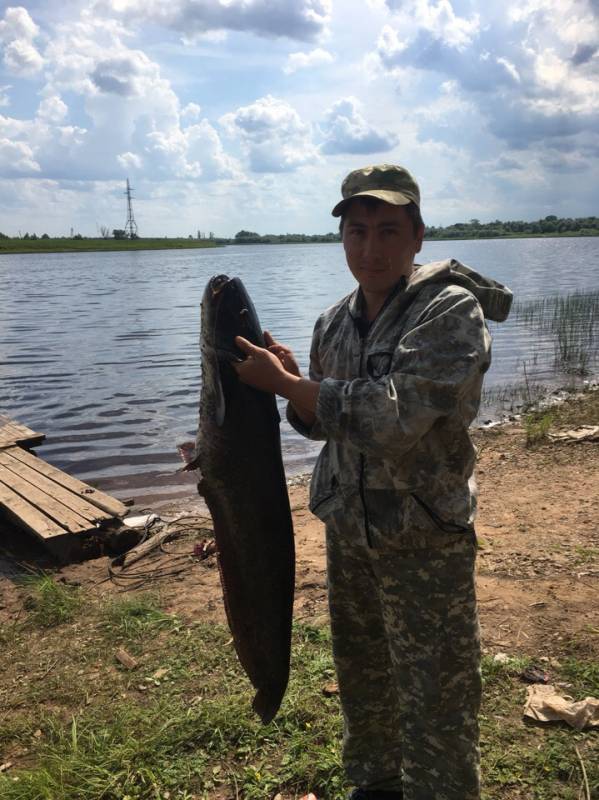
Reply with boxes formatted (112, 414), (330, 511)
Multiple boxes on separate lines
(195, 274), (295, 723)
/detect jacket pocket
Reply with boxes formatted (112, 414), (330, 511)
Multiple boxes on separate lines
(410, 493), (474, 535)
(309, 475), (342, 522)
(365, 490), (475, 550)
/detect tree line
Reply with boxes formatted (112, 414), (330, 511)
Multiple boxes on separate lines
(2, 215), (598, 245)
(425, 215), (599, 239)
(227, 215), (599, 244)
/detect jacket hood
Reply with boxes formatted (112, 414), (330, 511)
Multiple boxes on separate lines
(407, 258), (513, 322)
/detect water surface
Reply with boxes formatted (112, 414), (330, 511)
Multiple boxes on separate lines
(1, 237), (598, 505)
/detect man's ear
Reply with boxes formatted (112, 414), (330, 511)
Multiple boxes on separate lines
(415, 223), (425, 253)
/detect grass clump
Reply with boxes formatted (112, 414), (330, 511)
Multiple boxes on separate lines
(100, 593), (178, 638)
(524, 410), (555, 446)
(512, 290), (599, 376)
(21, 574), (82, 627)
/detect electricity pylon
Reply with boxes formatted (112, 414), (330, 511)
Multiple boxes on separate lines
(124, 178), (138, 238)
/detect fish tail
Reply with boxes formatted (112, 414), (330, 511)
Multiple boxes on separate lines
(252, 688), (282, 725)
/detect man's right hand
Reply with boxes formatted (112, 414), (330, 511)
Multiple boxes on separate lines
(263, 331), (317, 428)
(264, 331), (302, 378)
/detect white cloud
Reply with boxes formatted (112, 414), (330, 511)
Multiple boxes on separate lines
(374, 0), (599, 164)
(0, 6), (44, 77)
(320, 96), (398, 154)
(181, 102), (202, 122)
(3, 38), (44, 76)
(385, 0), (480, 51)
(220, 95), (319, 172)
(0, 138), (40, 174)
(0, 84), (10, 107)
(0, 14), (239, 185)
(283, 47), (334, 73)
(496, 56), (520, 83)
(145, 119), (240, 179)
(117, 150), (142, 170)
(0, 7), (44, 76)
(0, 6), (40, 42)
(37, 95), (68, 123)
(95, 0), (332, 42)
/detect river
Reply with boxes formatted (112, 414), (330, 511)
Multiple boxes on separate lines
(1, 237), (598, 506)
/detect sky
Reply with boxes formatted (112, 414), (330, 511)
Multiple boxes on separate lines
(0, 0), (598, 237)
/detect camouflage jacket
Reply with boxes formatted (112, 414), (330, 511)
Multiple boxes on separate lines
(288, 258), (513, 548)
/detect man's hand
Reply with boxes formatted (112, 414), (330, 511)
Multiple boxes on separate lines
(233, 336), (291, 395)
(233, 334), (320, 419)
(264, 331), (302, 378)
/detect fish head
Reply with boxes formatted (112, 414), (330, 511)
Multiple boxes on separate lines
(200, 274), (265, 428)
(204, 274), (264, 361)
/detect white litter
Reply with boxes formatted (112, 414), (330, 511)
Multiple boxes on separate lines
(122, 513), (159, 528)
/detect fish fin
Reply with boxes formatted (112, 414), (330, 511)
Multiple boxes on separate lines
(215, 377), (226, 426)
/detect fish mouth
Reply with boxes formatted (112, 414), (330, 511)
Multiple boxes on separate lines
(209, 274), (232, 296)
(205, 275), (260, 361)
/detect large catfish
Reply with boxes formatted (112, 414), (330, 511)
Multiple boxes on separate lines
(195, 274), (295, 724)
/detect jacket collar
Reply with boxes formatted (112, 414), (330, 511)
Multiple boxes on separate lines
(347, 274), (408, 320)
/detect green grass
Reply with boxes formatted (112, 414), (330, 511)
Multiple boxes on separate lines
(20, 575), (83, 628)
(100, 593), (178, 638)
(512, 290), (599, 376)
(0, 237), (219, 254)
(523, 410), (555, 446)
(520, 388), (599, 447)
(0, 594), (596, 799)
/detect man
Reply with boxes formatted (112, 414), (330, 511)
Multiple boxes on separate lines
(234, 164), (512, 800)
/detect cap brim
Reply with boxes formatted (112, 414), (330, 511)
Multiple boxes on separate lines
(331, 189), (414, 217)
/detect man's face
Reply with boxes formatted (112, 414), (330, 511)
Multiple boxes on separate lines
(342, 200), (424, 296)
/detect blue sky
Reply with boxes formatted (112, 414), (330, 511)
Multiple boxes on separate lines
(0, 0), (597, 236)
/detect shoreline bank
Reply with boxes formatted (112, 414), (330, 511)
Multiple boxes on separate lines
(2, 231), (599, 255)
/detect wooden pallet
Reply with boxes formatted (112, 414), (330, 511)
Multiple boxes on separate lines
(0, 446), (127, 548)
(0, 415), (45, 450)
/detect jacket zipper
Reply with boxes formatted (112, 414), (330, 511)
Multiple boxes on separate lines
(357, 336), (373, 548)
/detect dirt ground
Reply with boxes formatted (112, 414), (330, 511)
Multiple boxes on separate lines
(1, 411), (598, 664)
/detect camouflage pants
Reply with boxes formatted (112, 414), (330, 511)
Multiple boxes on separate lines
(326, 503), (481, 800)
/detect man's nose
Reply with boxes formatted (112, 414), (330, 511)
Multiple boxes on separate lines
(361, 231), (379, 258)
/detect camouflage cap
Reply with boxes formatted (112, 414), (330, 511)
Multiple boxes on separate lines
(331, 163), (420, 217)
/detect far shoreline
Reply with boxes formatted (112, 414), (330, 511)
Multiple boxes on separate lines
(1, 230), (599, 255)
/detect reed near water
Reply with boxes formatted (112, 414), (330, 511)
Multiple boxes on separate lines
(511, 289), (599, 376)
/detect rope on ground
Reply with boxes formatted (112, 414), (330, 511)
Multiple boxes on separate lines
(108, 514), (215, 590)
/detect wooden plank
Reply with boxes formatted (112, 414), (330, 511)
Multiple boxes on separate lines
(0, 450), (112, 524)
(0, 465), (91, 533)
(0, 416), (44, 439)
(0, 420), (26, 438)
(5, 447), (127, 517)
(0, 416), (45, 449)
(0, 480), (67, 540)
